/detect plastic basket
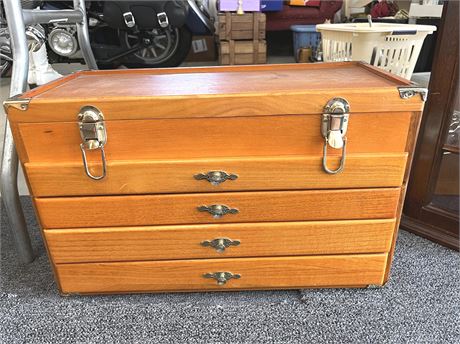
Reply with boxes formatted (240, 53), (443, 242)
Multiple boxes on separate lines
(316, 23), (436, 79)
(291, 25), (321, 55)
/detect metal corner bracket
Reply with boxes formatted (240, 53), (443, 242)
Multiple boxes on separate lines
(3, 95), (31, 111)
(398, 86), (428, 102)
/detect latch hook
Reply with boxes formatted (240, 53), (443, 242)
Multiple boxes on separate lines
(321, 98), (350, 174)
(80, 144), (107, 180)
(322, 136), (347, 174)
(78, 106), (107, 180)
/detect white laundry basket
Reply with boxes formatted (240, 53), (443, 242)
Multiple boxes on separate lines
(316, 23), (436, 79)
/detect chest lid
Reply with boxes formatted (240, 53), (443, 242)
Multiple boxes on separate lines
(5, 62), (426, 123)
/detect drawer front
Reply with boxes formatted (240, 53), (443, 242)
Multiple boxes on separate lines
(44, 219), (396, 263)
(36, 188), (400, 229)
(26, 153), (407, 197)
(56, 254), (388, 294)
(16, 112), (411, 163)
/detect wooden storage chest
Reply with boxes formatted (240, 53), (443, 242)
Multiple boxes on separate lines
(4, 62), (427, 295)
(218, 13), (266, 41)
(219, 40), (267, 65)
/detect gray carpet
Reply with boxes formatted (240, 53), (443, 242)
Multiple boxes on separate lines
(1, 197), (459, 344)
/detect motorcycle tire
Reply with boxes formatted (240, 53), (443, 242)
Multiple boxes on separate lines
(0, 60), (12, 77)
(120, 26), (192, 68)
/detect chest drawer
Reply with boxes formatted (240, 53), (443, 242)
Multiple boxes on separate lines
(36, 188), (400, 229)
(16, 112), (411, 164)
(26, 153), (407, 197)
(55, 254), (388, 294)
(44, 219), (395, 263)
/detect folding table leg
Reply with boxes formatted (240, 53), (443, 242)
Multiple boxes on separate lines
(1, 0), (34, 264)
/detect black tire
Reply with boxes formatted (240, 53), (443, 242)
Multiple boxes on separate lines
(0, 59), (11, 77)
(0, 25), (12, 77)
(120, 26), (192, 68)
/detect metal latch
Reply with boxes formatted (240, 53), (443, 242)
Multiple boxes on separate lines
(321, 98), (350, 174)
(123, 12), (136, 28)
(398, 86), (428, 101)
(78, 106), (107, 180)
(157, 12), (169, 28)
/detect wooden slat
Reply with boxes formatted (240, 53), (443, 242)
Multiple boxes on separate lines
(25, 153), (407, 197)
(44, 219), (396, 263)
(6, 63), (421, 123)
(35, 188), (400, 229)
(8, 89), (424, 123)
(16, 113), (412, 163)
(13, 62), (411, 101)
(218, 13), (266, 41)
(55, 254), (388, 294)
(220, 41), (267, 54)
(443, 144), (460, 154)
(31, 63), (405, 99)
(219, 42), (267, 65)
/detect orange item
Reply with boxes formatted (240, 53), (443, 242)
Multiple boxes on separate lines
(289, 0), (321, 7)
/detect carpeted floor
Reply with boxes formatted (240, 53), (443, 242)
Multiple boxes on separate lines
(1, 197), (459, 344)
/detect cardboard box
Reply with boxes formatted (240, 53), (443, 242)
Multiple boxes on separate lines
(186, 36), (217, 62)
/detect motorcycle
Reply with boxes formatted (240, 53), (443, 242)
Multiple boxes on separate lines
(0, 3), (12, 76)
(1, 0), (214, 71)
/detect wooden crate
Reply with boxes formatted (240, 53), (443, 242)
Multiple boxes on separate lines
(219, 40), (267, 65)
(218, 13), (266, 41)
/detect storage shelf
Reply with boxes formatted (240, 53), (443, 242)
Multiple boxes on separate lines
(443, 144), (459, 154)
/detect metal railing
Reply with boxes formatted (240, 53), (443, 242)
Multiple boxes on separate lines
(1, 0), (97, 263)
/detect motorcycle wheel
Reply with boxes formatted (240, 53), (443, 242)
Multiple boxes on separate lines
(0, 27), (12, 77)
(0, 59), (11, 77)
(120, 26), (192, 68)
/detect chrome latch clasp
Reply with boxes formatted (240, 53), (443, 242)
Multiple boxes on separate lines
(78, 106), (107, 180)
(321, 98), (350, 174)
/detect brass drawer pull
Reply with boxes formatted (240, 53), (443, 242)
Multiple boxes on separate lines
(194, 171), (238, 186)
(197, 204), (239, 218)
(201, 238), (241, 253)
(203, 271), (241, 285)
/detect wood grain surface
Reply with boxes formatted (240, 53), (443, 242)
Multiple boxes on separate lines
(6, 62), (422, 123)
(15, 112), (412, 163)
(55, 254), (388, 293)
(35, 188), (400, 229)
(44, 219), (395, 263)
(32, 63), (405, 98)
(26, 153), (407, 197)
(3, 61), (425, 294)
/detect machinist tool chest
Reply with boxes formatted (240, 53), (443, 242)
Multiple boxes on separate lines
(4, 62), (427, 295)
